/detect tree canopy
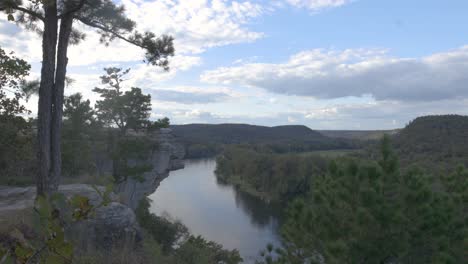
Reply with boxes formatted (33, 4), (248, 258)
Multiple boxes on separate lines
(93, 67), (152, 133)
(261, 136), (467, 264)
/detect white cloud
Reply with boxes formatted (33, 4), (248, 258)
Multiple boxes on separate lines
(121, 0), (265, 54)
(1, 0), (264, 68)
(201, 46), (468, 102)
(128, 55), (202, 85)
(284, 0), (353, 11)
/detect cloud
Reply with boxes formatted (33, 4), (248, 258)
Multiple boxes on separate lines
(128, 55), (202, 85)
(201, 46), (468, 102)
(0, 0), (264, 67)
(150, 89), (231, 104)
(121, 0), (265, 54)
(284, 0), (354, 11)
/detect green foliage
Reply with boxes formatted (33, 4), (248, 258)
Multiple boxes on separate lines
(111, 135), (155, 183)
(93, 67), (152, 133)
(0, 46), (30, 92)
(172, 123), (359, 158)
(0, 46), (35, 185)
(149, 117), (170, 130)
(216, 146), (328, 201)
(61, 93), (98, 178)
(0, 46), (30, 117)
(390, 115), (468, 171)
(260, 136), (467, 263)
(63, 93), (96, 134)
(136, 198), (188, 253)
(173, 236), (243, 264)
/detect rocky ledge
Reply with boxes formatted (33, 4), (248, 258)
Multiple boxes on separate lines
(116, 128), (185, 209)
(0, 128), (185, 251)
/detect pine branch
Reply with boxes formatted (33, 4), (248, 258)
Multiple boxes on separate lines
(75, 17), (145, 49)
(2, 5), (45, 21)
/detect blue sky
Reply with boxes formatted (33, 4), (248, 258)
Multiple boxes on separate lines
(1, 0), (468, 129)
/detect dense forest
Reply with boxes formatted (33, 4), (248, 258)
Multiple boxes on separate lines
(392, 115), (468, 170)
(215, 118), (468, 263)
(258, 136), (467, 263)
(172, 123), (361, 158)
(216, 146), (328, 202)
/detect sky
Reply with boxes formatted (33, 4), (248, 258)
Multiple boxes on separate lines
(1, 0), (468, 130)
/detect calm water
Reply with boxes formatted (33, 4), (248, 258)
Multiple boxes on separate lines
(148, 159), (282, 263)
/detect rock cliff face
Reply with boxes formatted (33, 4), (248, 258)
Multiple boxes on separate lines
(115, 128), (185, 209)
(0, 184), (139, 251)
(0, 128), (185, 251)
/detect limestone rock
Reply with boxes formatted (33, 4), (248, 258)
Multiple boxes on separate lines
(116, 128), (185, 209)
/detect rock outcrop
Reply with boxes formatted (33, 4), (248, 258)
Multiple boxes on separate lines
(116, 128), (185, 209)
(0, 128), (185, 252)
(0, 184), (138, 251)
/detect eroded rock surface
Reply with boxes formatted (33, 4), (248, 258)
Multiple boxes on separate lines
(116, 128), (185, 209)
(0, 128), (184, 251)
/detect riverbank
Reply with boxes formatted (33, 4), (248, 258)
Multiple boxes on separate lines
(149, 159), (282, 263)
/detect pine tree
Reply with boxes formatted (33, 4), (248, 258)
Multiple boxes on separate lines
(93, 67), (152, 133)
(1, 1), (174, 195)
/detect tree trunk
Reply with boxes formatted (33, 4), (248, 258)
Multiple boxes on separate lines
(50, 15), (73, 191)
(37, 4), (58, 196)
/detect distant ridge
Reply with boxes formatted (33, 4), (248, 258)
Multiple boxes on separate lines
(170, 123), (356, 158)
(171, 123), (329, 144)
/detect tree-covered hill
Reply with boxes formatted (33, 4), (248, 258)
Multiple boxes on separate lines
(171, 123), (358, 158)
(392, 115), (468, 170)
(171, 123), (328, 144)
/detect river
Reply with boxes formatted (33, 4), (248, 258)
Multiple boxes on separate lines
(148, 159), (282, 263)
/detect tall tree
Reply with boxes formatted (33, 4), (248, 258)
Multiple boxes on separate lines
(1, 1), (174, 195)
(93, 67), (152, 133)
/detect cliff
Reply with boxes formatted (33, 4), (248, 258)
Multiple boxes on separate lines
(116, 128), (185, 209)
(0, 128), (185, 251)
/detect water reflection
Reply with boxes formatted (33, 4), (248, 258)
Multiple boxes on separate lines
(148, 159), (281, 263)
(233, 187), (282, 229)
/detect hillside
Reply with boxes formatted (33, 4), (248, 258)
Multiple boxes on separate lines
(392, 115), (468, 170)
(171, 124), (357, 158)
(172, 124), (329, 144)
(319, 129), (400, 141)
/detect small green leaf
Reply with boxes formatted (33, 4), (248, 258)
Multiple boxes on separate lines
(7, 14), (14, 22)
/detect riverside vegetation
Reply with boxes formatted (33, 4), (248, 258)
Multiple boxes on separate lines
(216, 129), (468, 263)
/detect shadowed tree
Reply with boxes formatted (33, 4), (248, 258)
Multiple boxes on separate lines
(63, 92), (95, 134)
(1, 0), (174, 196)
(93, 67), (152, 134)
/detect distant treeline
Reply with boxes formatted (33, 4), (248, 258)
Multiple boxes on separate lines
(172, 123), (363, 158)
(216, 146), (329, 202)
